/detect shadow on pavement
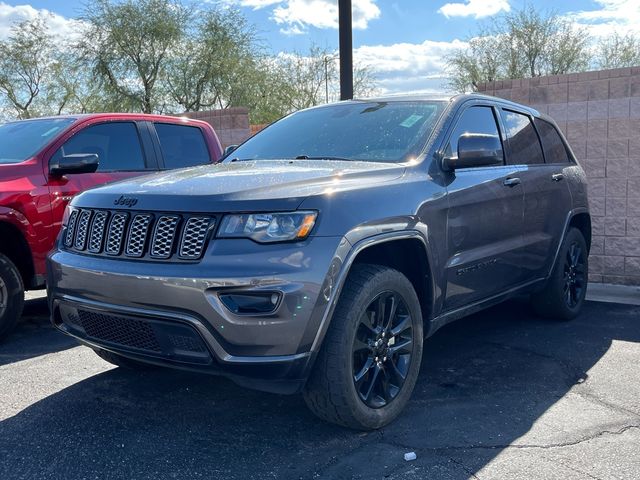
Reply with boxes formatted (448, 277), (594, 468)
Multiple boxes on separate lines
(0, 299), (638, 479)
(0, 295), (77, 367)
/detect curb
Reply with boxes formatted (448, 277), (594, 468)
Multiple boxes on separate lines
(586, 283), (640, 306)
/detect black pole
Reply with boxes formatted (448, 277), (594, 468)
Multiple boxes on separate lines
(338, 0), (353, 100)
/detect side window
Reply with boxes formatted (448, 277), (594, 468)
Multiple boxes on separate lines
(500, 110), (545, 165)
(446, 106), (503, 162)
(55, 122), (146, 171)
(154, 123), (210, 169)
(535, 119), (570, 164)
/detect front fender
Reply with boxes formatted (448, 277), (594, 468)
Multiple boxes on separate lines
(0, 206), (36, 240)
(308, 225), (438, 356)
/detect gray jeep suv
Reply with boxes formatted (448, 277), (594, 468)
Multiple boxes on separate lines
(48, 94), (590, 429)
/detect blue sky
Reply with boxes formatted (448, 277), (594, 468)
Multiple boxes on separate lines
(1, 0), (638, 93)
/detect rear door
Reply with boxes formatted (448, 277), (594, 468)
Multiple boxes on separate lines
(150, 122), (213, 170)
(498, 110), (573, 279)
(443, 104), (525, 311)
(46, 121), (157, 235)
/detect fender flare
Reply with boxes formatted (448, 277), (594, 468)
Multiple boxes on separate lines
(547, 207), (591, 279)
(309, 228), (438, 354)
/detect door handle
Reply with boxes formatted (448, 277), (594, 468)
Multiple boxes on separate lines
(552, 173), (564, 182)
(503, 177), (521, 187)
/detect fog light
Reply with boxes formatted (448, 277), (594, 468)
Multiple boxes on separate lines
(219, 292), (282, 315)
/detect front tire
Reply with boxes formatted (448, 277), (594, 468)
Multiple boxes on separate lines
(0, 253), (24, 342)
(303, 264), (423, 430)
(531, 227), (588, 320)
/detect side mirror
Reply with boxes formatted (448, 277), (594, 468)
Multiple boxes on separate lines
(442, 133), (503, 171)
(50, 153), (99, 176)
(223, 144), (239, 159)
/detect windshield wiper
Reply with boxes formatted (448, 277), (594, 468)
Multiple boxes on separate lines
(294, 155), (353, 161)
(227, 155), (355, 162)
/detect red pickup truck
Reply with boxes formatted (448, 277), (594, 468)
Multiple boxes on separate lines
(0, 113), (222, 340)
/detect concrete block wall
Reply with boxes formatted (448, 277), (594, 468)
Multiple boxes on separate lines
(477, 67), (640, 286)
(181, 107), (251, 148)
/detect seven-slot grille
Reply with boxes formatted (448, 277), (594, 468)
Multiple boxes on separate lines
(64, 209), (214, 261)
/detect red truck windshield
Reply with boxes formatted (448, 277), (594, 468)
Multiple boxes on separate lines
(0, 118), (75, 164)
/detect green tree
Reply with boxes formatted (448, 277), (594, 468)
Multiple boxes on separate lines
(79, 0), (189, 113)
(447, 6), (590, 92)
(595, 32), (640, 69)
(0, 17), (54, 119)
(272, 46), (379, 111)
(165, 8), (262, 111)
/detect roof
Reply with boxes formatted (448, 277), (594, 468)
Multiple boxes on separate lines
(353, 92), (543, 118)
(5, 112), (206, 124)
(354, 93), (457, 103)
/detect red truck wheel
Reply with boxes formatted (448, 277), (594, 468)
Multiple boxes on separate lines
(0, 253), (24, 341)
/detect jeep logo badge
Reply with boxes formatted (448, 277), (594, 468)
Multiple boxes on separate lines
(114, 195), (138, 208)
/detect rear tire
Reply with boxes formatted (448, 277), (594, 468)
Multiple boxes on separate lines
(93, 348), (158, 370)
(0, 253), (24, 342)
(531, 228), (588, 320)
(303, 264), (423, 430)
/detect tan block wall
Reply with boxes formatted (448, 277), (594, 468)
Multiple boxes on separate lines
(477, 67), (640, 286)
(181, 107), (251, 148)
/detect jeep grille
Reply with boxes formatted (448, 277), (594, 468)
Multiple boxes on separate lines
(64, 209), (214, 261)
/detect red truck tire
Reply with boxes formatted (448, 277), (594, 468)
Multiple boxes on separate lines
(0, 253), (24, 341)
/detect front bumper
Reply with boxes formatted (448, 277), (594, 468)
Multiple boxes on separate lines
(48, 236), (348, 393)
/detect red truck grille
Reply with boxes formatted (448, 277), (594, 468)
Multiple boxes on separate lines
(63, 209), (215, 261)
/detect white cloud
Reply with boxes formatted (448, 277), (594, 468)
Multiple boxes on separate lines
(353, 39), (467, 94)
(438, 0), (510, 19)
(232, 0), (380, 34)
(0, 2), (82, 41)
(569, 0), (640, 38)
(237, 0), (282, 8)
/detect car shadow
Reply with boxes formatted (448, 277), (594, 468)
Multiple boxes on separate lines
(0, 299), (638, 479)
(0, 295), (77, 366)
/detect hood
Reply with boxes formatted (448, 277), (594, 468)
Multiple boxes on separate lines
(72, 159), (406, 212)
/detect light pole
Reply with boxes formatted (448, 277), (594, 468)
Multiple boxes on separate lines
(338, 0), (353, 100)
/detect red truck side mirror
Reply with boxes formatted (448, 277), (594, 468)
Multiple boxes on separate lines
(49, 153), (99, 176)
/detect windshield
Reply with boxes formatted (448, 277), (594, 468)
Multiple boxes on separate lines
(0, 118), (75, 164)
(229, 101), (446, 163)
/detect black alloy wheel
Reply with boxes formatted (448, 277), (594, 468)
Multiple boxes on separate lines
(531, 227), (588, 320)
(352, 291), (414, 408)
(563, 241), (586, 309)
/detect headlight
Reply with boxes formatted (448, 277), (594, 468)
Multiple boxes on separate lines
(218, 211), (317, 243)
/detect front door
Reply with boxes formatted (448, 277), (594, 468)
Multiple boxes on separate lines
(443, 105), (525, 311)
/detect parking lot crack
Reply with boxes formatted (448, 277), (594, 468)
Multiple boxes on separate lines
(447, 456), (482, 479)
(380, 424), (640, 454)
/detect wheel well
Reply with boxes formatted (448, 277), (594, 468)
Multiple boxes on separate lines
(0, 221), (34, 288)
(352, 238), (432, 322)
(569, 213), (592, 253)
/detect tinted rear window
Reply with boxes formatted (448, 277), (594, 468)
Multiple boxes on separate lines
(535, 119), (570, 164)
(0, 118), (75, 164)
(155, 123), (210, 169)
(228, 101), (446, 163)
(500, 110), (545, 165)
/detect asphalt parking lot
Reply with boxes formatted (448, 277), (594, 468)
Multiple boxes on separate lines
(1, 293), (639, 480)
